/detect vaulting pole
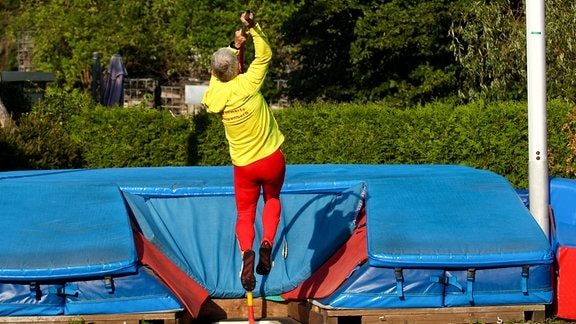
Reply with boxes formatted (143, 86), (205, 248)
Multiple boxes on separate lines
(526, 0), (549, 239)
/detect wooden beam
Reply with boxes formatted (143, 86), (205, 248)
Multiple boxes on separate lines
(288, 301), (546, 324)
(0, 312), (181, 324)
(197, 298), (291, 321)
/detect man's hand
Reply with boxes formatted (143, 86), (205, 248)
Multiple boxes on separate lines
(241, 11), (255, 29)
(233, 29), (247, 49)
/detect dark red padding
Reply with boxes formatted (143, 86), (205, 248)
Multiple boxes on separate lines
(281, 209), (368, 300)
(132, 227), (210, 318)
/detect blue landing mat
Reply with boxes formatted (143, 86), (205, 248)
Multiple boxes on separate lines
(0, 164), (554, 308)
(124, 181), (366, 298)
(313, 166), (554, 308)
(365, 168), (552, 268)
(0, 182), (137, 281)
(0, 266), (183, 316)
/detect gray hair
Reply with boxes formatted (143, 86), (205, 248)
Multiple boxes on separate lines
(211, 47), (239, 82)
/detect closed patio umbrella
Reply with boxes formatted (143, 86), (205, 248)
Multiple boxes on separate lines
(101, 54), (128, 107)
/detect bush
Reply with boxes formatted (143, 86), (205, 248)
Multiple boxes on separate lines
(0, 88), (89, 170)
(549, 100), (576, 178)
(0, 82), (32, 122)
(68, 106), (194, 168)
(190, 111), (229, 166)
(2, 89), (575, 190)
(274, 100), (574, 188)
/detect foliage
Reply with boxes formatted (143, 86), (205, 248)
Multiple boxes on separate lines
(34, 87), (94, 122)
(0, 88), (92, 170)
(3, 0), (465, 105)
(277, 100), (534, 187)
(7, 110), (84, 169)
(550, 100), (576, 178)
(449, 0), (526, 102)
(0, 82), (32, 121)
(4, 0), (302, 99)
(282, 0), (362, 102)
(278, 0), (466, 104)
(0, 126), (30, 170)
(2, 0), (576, 107)
(68, 105), (193, 168)
(0, 0), (21, 69)
(348, 0), (463, 105)
(192, 99), (574, 189)
(190, 111), (229, 166)
(168, 0), (247, 81)
(2, 87), (575, 190)
(449, 0), (576, 104)
(7, 0), (190, 88)
(545, 0), (576, 103)
(245, 1), (304, 103)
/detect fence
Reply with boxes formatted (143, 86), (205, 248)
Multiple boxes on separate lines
(123, 79), (207, 115)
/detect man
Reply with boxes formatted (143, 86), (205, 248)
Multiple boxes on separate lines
(201, 11), (285, 292)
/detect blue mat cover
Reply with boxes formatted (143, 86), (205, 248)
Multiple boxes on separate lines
(0, 266), (182, 316)
(317, 166), (553, 308)
(550, 177), (576, 249)
(366, 168), (552, 268)
(0, 164), (554, 311)
(0, 182), (137, 281)
(124, 181), (366, 298)
(317, 262), (552, 308)
(65, 266), (183, 315)
(0, 282), (64, 316)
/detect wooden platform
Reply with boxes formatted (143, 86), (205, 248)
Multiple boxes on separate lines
(287, 301), (547, 324)
(0, 311), (185, 324)
(0, 300), (548, 324)
(195, 298), (293, 322)
(193, 298), (548, 323)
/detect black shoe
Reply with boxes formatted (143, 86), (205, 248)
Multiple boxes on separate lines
(241, 250), (256, 291)
(256, 241), (272, 275)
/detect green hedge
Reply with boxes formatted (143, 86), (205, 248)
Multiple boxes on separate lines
(68, 106), (193, 168)
(276, 100), (574, 188)
(1, 88), (575, 189)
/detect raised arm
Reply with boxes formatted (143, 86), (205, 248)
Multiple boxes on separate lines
(239, 12), (272, 93)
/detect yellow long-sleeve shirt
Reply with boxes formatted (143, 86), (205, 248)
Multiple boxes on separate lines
(202, 24), (284, 167)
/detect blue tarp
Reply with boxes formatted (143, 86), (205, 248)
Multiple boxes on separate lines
(316, 261), (553, 309)
(124, 182), (365, 298)
(0, 165), (367, 301)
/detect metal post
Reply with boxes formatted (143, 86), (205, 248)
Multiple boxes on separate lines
(526, 0), (549, 239)
(92, 52), (101, 103)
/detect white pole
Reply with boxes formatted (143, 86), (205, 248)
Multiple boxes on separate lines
(526, 0), (549, 239)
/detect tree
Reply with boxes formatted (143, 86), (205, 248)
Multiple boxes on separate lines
(545, 0), (576, 103)
(8, 0), (189, 88)
(283, 0), (362, 102)
(6, 0), (302, 98)
(449, 0), (526, 102)
(0, 0), (21, 71)
(352, 0), (462, 104)
(282, 0), (463, 104)
(7, 0), (576, 105)
(449, 0), (576, 104)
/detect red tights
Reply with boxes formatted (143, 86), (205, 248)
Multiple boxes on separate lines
(234, 149), (285, 252)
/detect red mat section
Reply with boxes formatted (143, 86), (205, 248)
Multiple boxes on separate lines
(555, 246), (576, 320)
(132, 226), (209, 318)
(281, 208), (367, 300)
